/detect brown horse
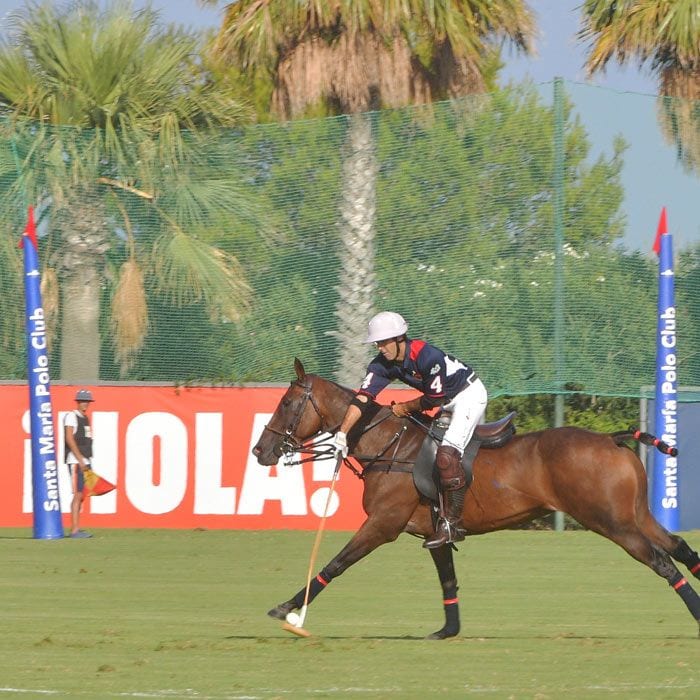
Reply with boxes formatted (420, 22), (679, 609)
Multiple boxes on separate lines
(253, 359), (700, 638)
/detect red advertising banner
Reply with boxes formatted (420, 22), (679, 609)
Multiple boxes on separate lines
(1, 384), (415, 531)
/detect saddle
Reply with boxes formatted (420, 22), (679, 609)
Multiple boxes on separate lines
(413, 411), (516, 502)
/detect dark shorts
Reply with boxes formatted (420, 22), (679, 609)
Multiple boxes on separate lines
(67, 464), (84, 492)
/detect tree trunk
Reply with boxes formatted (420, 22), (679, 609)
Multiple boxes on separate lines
(55, 200), (110, 382)
(59, 269), (101, 381)
(333, 113), (377, 387)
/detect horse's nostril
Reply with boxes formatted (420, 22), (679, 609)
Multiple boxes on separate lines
(252, 446), (261, 456)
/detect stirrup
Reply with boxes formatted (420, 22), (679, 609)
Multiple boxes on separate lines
(423, 519), (465, 549)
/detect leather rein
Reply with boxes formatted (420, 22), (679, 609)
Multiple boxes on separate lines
(263, 378), (421, 478)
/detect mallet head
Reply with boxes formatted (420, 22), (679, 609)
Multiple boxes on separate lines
(282, 621), (311, 637)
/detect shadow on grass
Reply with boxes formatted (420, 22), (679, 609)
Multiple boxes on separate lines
(224, 632), (696, 641)
(225, 633), (427, 640)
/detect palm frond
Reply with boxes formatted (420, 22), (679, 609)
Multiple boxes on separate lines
(580, 0), (700, 78)
(213, 0), (535, 115)
(1, 0), (250, 132)
(152, 228), (252, 323)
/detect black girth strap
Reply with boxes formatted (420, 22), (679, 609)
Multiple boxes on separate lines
(354, 424), (410, 477)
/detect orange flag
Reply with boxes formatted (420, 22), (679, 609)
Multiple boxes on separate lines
(82, 469), (116, 498)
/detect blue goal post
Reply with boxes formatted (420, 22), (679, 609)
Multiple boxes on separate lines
(640, 386), (700, 532)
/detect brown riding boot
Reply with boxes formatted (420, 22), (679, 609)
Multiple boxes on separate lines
(423, 446), (467, 549)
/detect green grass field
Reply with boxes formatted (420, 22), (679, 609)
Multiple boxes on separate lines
(1, 528), (699, 699)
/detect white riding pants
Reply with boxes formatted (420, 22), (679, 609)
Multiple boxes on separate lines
(440, 378), (488, 455)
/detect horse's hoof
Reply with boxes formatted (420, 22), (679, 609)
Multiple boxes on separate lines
(425, 627), (459, 640)
(267, 601), (296, 621)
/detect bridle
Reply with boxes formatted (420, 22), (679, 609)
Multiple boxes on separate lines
(262, 376), (429, 476)
(262, 379), (337, 464)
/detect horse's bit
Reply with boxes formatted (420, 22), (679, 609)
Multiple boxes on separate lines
(262, 380), (337, 465)
(263, 379), (416, 477)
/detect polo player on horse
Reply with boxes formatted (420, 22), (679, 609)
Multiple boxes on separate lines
(333, 311), (488, 548)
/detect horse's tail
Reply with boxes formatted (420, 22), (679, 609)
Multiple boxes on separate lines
(610, 427), (678, 457)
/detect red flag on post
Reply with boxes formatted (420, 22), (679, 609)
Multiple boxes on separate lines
(82, 469), (116, 498)
(652, 207), (667, 256)
(18, 206), (38, 249)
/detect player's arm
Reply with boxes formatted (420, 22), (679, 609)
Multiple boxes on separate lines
(335, 369), (388, 450)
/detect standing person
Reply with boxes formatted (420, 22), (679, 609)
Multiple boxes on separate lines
(64, 389), (95, 538)
(333, 311), (488, 549)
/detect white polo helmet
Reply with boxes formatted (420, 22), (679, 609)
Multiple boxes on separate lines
(365, 311), (408, 344)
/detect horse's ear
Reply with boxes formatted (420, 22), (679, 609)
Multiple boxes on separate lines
(294, 358), (305, 380)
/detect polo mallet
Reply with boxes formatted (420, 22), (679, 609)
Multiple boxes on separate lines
(282, 451), (344, 638)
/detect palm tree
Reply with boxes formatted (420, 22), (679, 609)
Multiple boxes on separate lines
(0, 0), (255, 380)
(206, 0), (534, 384)
(579, 0), (700, 173)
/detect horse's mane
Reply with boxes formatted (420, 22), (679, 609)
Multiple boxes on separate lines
(309, 372), (430, 432)
(309, 373), (355, 396)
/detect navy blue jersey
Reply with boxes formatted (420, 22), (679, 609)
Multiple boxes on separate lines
(358, 338), (476, 409)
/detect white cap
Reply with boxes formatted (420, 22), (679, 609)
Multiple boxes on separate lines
(365, 311), (408, 343)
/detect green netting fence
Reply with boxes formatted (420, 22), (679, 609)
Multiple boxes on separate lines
(1, 78), (699, 398)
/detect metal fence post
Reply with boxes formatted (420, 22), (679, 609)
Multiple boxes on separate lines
(553, 77), (565, 532)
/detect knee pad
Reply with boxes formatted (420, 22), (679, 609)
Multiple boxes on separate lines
(436, 445), (465, 489)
